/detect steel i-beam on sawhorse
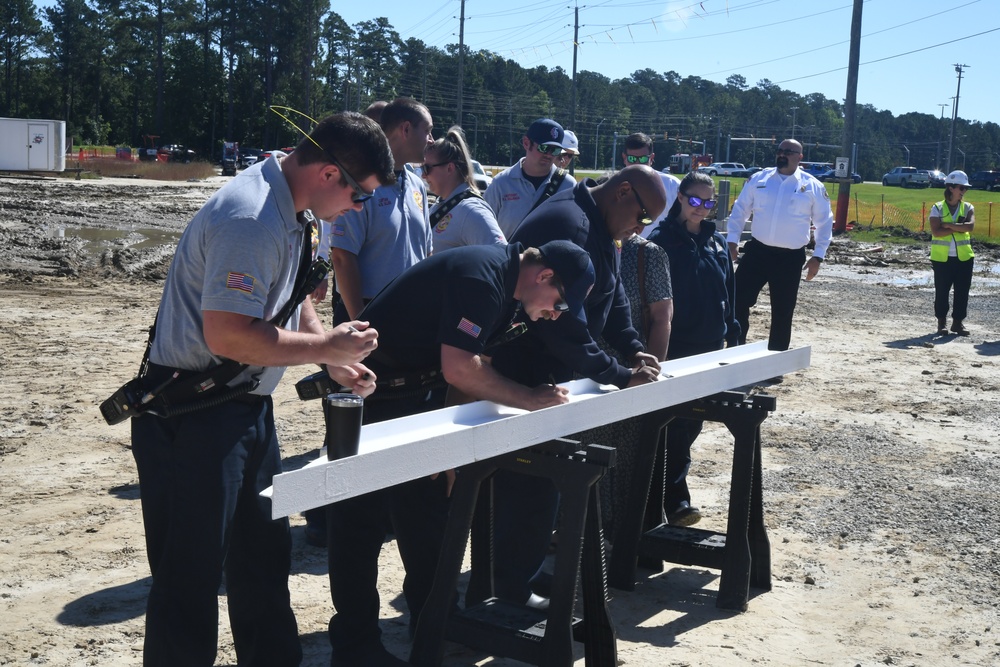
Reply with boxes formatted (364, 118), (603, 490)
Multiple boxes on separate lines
(607, 390), (776, 611)
(410, 438), (618, 667)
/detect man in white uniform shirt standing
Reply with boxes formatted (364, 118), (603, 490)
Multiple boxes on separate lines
(725, 138), (834, 352)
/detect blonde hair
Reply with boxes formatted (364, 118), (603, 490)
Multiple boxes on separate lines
(427, 125), (478, 194)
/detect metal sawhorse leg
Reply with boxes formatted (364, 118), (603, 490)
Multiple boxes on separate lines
(410, 439), (617, 667)
(607, 391), (776, 611)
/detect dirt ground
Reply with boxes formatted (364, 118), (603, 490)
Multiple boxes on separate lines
(2, 174), (1000, 667)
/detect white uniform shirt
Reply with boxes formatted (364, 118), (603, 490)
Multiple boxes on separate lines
(640, 171), (681, 239)
(484, 158), (576, 238)
(725, 167), (834, 259)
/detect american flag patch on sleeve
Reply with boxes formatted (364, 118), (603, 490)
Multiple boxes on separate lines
(332, 223), (346, 237)
(226, 272), (255, 294)
(457, 317), (482, 339)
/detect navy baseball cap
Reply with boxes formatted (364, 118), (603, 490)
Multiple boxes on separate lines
(537, 240), (595, 323)
(527, 118), (565, 147)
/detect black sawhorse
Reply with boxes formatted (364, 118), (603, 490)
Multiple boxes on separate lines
(607, 391), (776, 611)
(410, 439), (617, 667)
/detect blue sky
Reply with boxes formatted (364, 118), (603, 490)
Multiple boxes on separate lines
(342, 0), (997, 125)
(32, 0), (998, 125)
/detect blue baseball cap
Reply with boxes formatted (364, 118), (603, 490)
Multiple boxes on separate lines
(537, 240), (595, 323)
(527, 118), (565, 147)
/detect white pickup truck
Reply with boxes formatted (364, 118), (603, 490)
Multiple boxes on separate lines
(881, 167), (930, 188)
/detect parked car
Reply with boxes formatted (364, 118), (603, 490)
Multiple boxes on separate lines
(471, 160), (493, 192)
(745, 166), (764, 178)
(158, 144), (196, 163)
(239, 147), (262, 169)
(698, 162), (748, 177)
(968, 170), (1000, 191)
(881, 166), (929, 188)
(920, 169), (946, 187)
(817, 169), (862, 184)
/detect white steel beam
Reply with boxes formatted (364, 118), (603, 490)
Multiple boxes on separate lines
(264, 342), (809, 518)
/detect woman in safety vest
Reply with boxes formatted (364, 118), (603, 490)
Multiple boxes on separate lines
(929, 170), (976, 336)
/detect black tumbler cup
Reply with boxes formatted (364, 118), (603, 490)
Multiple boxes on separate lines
(324, 393), (364, 460)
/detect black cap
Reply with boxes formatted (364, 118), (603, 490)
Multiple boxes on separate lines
(537, 240), (595, 323)
(526, 118), (565, 147)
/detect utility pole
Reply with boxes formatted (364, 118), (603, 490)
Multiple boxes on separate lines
(833, 0), (862, 234)
(594, 118), (605, 170)
(456, 0), (466, 126)
(569, 3), (579, 132)
(946, 64), (969, 173)
(789, 106), (799, 139)
(936, 103), (947, 170)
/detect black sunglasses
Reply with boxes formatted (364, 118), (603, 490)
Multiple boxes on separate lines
(553, 280), (569, 312)
(946, 184), (968, 191)
(535, 143), (564, 156)
(422, 161), (451, 174)
(625, 154), (651, 164)
(632, 189), (654, 225)
(301, 134), (373, 203)
(776, 148), (801, 156)
(682, 193), (718, 210)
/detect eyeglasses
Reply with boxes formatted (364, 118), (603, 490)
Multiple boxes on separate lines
(775, 148), (801, 156)
(682, 193), (718, 210)
(632, 189), (654, 225)
(946, 184), (969, 192)
(535, 143), (565, 156)
(422, 161), (451, 174)
(625, 154), (651, 164)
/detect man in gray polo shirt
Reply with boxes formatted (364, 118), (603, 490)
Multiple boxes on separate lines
(485, 118), (576, 238)
(129, 112), (393, 667)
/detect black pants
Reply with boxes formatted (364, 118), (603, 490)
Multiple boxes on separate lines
(326, 389), (450, 660)
(932, 256), (974, 321)
(735, 239), (807, 351)
(131, 397), (301, 667)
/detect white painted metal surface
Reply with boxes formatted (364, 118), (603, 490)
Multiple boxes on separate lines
(265, 342), (809, 518)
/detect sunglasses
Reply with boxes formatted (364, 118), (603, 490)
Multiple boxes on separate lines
(535, 143), (565, 156)
(553, 281), (570, 312)
(625, 154), (651, 164)
(632, 189), (654, 225)
(775, 148), (801, 156)
(422, 161), (451, 174)
(682, 193), (718, 210)
(946, 184), (969, 191)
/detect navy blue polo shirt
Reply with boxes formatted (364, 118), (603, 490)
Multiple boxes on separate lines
(358, 244), (521, 376)
(493, 179), (642, 389)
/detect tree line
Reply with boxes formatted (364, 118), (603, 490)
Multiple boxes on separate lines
(3, 0), (999, 179)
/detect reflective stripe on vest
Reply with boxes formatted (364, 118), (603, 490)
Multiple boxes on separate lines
(931, 201), (974, 262)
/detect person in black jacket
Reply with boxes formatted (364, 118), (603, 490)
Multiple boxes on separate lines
(648, 170), (740, 525)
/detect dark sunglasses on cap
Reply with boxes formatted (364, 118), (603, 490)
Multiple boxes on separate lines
(625, 154), (651, 164)
(632, 189), (654, 225)
(682, 193), (718, 210)
(535, 143), (565, 156)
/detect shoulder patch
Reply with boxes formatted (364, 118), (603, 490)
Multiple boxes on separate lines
(226, 272), (255, 294)
(457, 317), (482, 339)
(414, 190), (424, 209)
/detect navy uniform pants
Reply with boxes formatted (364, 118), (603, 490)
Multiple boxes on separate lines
(131, 396), (301, 667)
(326, 388), (450, 661)
(932, 256), (974, 321)
(735, 238), (807, 351)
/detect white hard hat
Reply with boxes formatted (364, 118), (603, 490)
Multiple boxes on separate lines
(945, 170), (970, 186)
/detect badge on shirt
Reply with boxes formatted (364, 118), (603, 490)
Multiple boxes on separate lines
(503, 193), (519, 201)
(226, 272), (255, 294)
(457, 317), (482, 339)
(822, 188), (829, 199)
(435, 214), (452, 233)
(414, 190), (424, 209)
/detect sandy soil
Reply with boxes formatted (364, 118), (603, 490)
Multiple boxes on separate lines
(2, 174), (1000, 666)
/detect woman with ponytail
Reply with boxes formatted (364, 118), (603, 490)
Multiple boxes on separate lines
(422, 126), (506, 252)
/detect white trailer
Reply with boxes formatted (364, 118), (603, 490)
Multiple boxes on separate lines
(0, 117), (67, 172)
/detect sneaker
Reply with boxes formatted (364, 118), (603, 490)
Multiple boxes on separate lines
(951, 321), (970, 336)
(666, 501), (702, 527)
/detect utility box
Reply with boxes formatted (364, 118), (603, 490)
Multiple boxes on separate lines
(0, 117), (67, 172)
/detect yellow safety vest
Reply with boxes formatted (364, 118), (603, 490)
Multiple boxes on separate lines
(930, 201), (974, 262)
